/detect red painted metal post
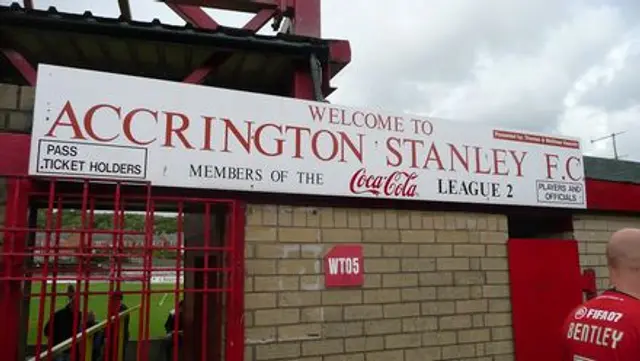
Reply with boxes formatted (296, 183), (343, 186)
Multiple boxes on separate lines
(291, 0), (321, 37)
(177, 4), (278, 84)
(289, 0), (321, 100)
(235, 202), (246, 361)
(167, 2), (224, 84)
(243, 9), (277, 32)
(183, 53), (230, 84)
(227, 201), (245, 361)
(0, 177), (31, 361)
(0, 134), (30, 176)
(173, 201), (184, 361)
(292, 70), (315, 100)
(182, 7), (280, 84)
(137, 184), (154, 361)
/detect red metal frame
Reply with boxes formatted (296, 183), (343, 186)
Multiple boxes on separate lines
(1, 48), (37, 86)
(0, 175), (246, 361)
(162, 0), (332, 87)
(1, 177), (31, 361)
(243, 9), (278, 32)
(183, 52), (231, 84)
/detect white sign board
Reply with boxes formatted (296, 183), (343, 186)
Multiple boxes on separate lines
(29, 64), (587, 208)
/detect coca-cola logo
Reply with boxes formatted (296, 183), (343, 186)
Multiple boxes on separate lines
(349, 168), (418, 198)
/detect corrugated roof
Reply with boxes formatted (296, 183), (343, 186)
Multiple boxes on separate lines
(584, 156), (640, 184)
(0, 2), (332, 95)
(0, 2), (330, 53)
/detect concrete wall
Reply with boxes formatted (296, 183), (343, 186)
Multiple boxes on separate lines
(244, 205), (513, 361)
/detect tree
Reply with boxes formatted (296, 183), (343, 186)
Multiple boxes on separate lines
(36, 209), (177, 234)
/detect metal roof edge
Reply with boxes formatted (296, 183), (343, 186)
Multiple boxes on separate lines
(0, 2), (331, 56)
(584, 156), (640, 184)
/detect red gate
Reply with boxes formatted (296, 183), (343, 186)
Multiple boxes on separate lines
(508, 238), (584, 361)
(0, 176), (245, 361)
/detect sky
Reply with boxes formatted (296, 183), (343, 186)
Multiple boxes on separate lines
(3, 0), (640, 161)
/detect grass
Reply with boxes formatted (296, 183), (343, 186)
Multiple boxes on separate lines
(27, 282), (182, 345)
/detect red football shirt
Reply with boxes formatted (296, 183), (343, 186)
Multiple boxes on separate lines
(561, 289), (640, 361)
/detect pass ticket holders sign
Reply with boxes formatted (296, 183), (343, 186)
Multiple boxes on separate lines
(324, 245), (364, 287)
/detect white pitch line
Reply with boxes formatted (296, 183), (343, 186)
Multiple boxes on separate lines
(158, 293), (169, 306)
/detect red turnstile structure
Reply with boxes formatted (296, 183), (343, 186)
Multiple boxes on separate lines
(0, 1), (351, 361)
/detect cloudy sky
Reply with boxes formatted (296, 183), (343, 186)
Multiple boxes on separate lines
(4, 0), (640, 160)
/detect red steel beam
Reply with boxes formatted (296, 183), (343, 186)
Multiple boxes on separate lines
(292, 69), (314, 100)
(243, 9), (276, 32)
(159, 0), (281, 13)
(328, 39), (351, 78)
(183, 52), (230, 84)
(166, 3), (219, 30)
(168, 1), (224, 83)
(1, 49), (37, 86)
(291, 0), (321, 99)
(182, 7), (278, 82)
(165, 0), (320, 36)
(291, 0), (320, 37)
(167, 0), (333, 95)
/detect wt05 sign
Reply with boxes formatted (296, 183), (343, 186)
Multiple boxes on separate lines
(324, 245), (364, 288)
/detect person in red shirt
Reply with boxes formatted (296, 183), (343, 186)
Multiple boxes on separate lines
(561, 228), (640, 360)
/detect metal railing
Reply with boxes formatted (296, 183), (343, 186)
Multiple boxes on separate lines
(28, 305), (140, 361)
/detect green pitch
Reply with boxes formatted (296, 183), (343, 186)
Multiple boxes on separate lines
(28, 282), (182, 345)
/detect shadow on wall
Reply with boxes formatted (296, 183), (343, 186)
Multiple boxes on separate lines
(508, 213), (574, 239)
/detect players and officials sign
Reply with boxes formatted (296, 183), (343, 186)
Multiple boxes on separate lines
(29, 64), (587, 208)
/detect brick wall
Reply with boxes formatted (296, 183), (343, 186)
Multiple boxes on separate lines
(573, 214), (640, 292)
(0, 83), (34, 133)
(244, 205), (514, 361)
